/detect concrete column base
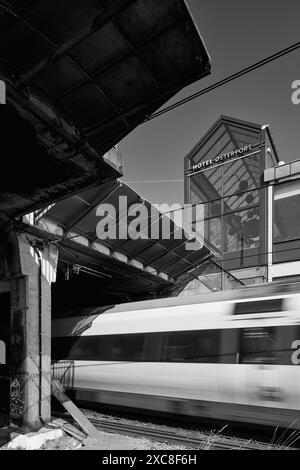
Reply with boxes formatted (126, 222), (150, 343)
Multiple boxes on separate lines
(1, 231), (58, 431)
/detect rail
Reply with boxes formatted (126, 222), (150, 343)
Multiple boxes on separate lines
(53, 412), (288, 450)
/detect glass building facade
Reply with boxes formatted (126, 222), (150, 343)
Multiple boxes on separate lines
(273, 178), (300, 265)
(263, 160), (300, 284)
(184, 116), (277, 289)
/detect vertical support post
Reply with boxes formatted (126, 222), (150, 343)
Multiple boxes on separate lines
(7, 232), (58, 430)
(267, 185), (273, 283)
(10, 275), (39, 429)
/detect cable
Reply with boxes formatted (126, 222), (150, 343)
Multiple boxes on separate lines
(145, 39), (300, 121)
(136, 184), (266, 216)
(204, 243), (300, 266)
(120, 180), (184, 184)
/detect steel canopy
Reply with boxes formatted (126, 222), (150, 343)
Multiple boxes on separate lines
(0, 0), (211, 224)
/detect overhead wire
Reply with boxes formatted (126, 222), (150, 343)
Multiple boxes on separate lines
(144, 39), (300, 121)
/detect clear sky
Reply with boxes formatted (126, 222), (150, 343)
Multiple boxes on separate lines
(119, 0), (300, 206)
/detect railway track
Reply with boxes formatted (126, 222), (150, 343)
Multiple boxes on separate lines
(89, 417), (274, 450)
(54, 411), (284, 450)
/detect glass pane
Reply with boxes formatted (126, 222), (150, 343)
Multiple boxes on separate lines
(66, 334), (146, 361)
(223, 154), (261, 196)
(225, 209), (260, 252)
(224, 190), (259, 214)
(229, 124), (260, 144)
(192, 201), (222, 224)
(163, 330), (220, 363)
(234, 299), (283, 315)
(201, 272), (223, 290)
(190, 167), (222, 204)
(274, 193), (300, 243)
(190, 124), (228, 166)
(239, 327), (278, 364)
(193, 216), (221, 255)
(233, 132), (260, 146)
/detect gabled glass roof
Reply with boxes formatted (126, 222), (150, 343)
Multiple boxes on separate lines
(185, 116), (263, 204)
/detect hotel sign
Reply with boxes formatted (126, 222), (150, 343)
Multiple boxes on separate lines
(191, 144), (253, 173)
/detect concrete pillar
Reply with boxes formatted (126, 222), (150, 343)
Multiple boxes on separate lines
(4, 231), (58, 430)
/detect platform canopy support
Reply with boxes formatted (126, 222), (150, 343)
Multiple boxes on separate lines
(1, 231), (58, 431)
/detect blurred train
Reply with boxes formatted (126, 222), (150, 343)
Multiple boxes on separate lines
(52, 283), (300, 429)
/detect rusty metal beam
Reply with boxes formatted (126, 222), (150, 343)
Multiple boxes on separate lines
(15, 0), (138, 88)
(6, 82), (105, 159)
(111, 18), (161, 91)
(66, 55), (127, 123)
(55, 15), (185, 105)
(81, 75), (192, 138)
(0, 1), (41, 37)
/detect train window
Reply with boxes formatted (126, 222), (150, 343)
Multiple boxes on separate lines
(59, 334), (147, 362)
(52, 337), (78, 360)
(239, 327), (278, 364)
(276, 326), (300, 365)
(220, 329), (239, 364)
(66, 336), (96, 360)
(163, 330), (220, 363)
(142, 333), (165, 361)
(108, 334), (145, 362)
(234, 298), (283, 315)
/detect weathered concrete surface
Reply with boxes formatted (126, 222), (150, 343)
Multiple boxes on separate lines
(0, 231), (58, 430)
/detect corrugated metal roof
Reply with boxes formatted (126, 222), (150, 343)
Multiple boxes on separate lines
(36, 180), (212, 280)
